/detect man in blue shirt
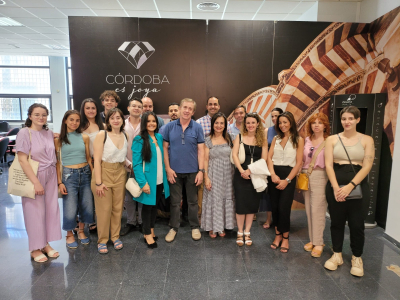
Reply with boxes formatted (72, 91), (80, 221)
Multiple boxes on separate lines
(228, 105), (246, 139)
(162, 98), (205, 242)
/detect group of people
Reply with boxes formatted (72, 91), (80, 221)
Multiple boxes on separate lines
(14, 90), (374, 277)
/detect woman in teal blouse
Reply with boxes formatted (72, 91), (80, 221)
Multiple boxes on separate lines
(132, 112), (170, 248)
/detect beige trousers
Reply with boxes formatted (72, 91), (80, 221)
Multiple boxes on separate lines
(302, 169), (328, 246)
(91, 161), (127, 244)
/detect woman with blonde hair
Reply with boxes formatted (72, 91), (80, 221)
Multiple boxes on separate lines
(302, 112), (330, 257)
(232, 112), (268, 246)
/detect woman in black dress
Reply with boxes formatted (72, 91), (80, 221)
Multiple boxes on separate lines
(232, 113), (268, 246)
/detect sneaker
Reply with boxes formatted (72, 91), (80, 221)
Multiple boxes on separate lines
(350, 255), (364, 277)
(120, 224), (135, 236)
(324, 252), (343, 271)
(165, 229), (177, 243)
(192, 228), (201, 241)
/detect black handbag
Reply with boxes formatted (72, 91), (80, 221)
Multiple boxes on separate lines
(337, 134), (363, 200)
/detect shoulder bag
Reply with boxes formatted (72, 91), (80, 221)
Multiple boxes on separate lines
(337, 134), (363, 200)
(230, 134), (245, 165)
(296, 141), (326, 191)
(8, 129), (39, 199)
(126, 161), (145, 198)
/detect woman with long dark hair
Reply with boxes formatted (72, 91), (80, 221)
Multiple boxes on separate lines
(302, 112), (330, 258)
(131, 112), (170, 248)
(80, 98), (104, 232)
(15, 103), (62, 262)
(261, 107), (284, 229)
(202, 112), (235, 238)
(324, 106), (374, 277)
(267, 111), (304, 253)
(56, 110), (93, 248)
(91, 108), (128, 254)
(232, 112), (268, 246)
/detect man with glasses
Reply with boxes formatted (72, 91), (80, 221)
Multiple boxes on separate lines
(120, 97), (143, 236)
(162, 98), (205, 242)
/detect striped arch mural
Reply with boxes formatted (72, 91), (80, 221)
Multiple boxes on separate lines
(229, 6), (400, 156)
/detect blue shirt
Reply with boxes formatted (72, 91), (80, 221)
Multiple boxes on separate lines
(162, 119), (205, 173)
(228, 122), (241, 139)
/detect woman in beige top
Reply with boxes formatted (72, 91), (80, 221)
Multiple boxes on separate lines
(324, 106), (374, 277)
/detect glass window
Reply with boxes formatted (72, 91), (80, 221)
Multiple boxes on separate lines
(0, 68), (51, 94)
(0, 55), (49, 66)
(68, 68), (72, 95)
(21, 98), (52, 121)
(0, 98), (21, 120)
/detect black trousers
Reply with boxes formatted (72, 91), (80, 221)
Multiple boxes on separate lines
(142, 184), (163, 235)
(268, 166), (296, 233)
(325, 163), (369, 257)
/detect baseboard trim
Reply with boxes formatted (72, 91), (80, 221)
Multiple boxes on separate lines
(383, 233), (400, 249)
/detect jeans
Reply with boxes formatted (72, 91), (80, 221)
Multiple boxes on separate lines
(142, 184), (163, 235)
(62, 164), (94, 231)
(169, 172), (200, 231)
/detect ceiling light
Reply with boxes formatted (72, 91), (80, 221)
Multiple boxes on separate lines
(0, 1), (6, 5)
(0, 17), (23, 26)
(43, 44), (69, 50)
(197, 2), (220, 11)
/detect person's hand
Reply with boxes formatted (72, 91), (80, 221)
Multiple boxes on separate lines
(336, 184), (353, 202)
(276, 179), (288, 190)
(96, 183), (108, 197)
(34, 182), (45, 195)
(53, 133), (60, 139)
(195, 171), (203, 186)
(205, 176), (212, 191)
(167, 168), (177, 184)
(241, 169), (251, 180)
(59, 183), (68, 195)
(142, 183), (150, 194)
(271, 174), (280, 184)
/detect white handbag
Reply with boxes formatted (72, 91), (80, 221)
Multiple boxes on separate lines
(230, 134), (245, 165)
(125, 162), (145, 198)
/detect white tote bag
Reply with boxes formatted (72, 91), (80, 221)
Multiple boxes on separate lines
(8, 130), (39, 199)
(125, 162), (145, 198)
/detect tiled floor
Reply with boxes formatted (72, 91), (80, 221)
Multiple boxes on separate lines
(1, 165), (400, 300)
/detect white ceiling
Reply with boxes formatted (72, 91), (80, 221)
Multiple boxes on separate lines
(0, 0), (363, 57)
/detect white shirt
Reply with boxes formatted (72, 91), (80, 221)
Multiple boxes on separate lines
(102, 133), (128, 163)
(124, 117), (141, 166)
(156, 145), (163, 185)
(272, 137), (297, 167)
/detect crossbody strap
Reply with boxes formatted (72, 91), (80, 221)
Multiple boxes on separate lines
(307, 140), (326, 176)
(337, 134), (357, 176)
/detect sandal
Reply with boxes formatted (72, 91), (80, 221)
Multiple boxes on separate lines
(72, 224), (79, 235)
(236, 232), (244, 246)
(78, 229), (90, 245)
(41, 244), (59, 258)
(244, 232), (252, 246)
(280, 235), (290, 253)
(113, 239), (123, 250)
(31, 252), (48, 263)
(271, 232), (282, 250)
(66, 234), (78, 249)
(97, 243), (108, 254)
(304, 242), (313, 252)
(209, 231), (217, 239)
(218, 231), (226, 237)
(311, 245), (324, 258)
(262, 222), (270, 229)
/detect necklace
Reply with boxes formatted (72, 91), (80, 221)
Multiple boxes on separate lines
(249, 145), (255, 164)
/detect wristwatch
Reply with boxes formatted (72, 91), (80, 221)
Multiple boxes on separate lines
(199, 169), (205, 173)
(286, 178), (291, 183)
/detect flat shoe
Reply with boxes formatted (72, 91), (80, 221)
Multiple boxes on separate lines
(311, 247), (324, 258)
(66, 240), (78, 249)
(79, 237), (90, 245)
(304, 242), (313, 252)
(98, 243), (108, 254)
(31, 253), (48, 263)
(113, 239), (123, 250)
(44, 249), (59, 258)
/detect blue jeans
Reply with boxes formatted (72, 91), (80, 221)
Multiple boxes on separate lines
(62, 164), (94, 231)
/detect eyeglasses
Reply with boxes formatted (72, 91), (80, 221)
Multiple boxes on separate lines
(308, 147), (315, 158)
(181, 133), (185, 145)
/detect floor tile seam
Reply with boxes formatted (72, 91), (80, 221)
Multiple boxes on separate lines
(238, 246), (251, 283)
(129, 235), (140, 262)
(204, 251), (211, 299)
(372, 276), (398, 299)
(326, 271), (350, 300)
(161, 258), (170, 300)
(114, 283), (123, 300)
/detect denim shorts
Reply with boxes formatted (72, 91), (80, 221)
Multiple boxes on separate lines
(62, 164), (94, 231)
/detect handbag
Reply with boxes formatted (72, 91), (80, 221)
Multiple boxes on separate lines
(7, 129), (39, 199)
(230, 134), (245, 165)
(125, 162), (145, 198)
(337, 134), (363, 200)
(296, 141), (326, 191)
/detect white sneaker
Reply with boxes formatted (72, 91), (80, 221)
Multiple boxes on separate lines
(192, 229), (201, 241)
(350, 255), (364, 277)
(165, 229), (177, 243)
(324, 252), (343, 271)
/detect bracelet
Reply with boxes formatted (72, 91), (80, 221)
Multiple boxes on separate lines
(350, 181), (357, 187)
(95, 182), (103, 186)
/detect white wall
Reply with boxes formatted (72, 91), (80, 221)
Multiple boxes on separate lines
(297, 2), (318, 22)
(49, 56), (68, 132)
(360, 0), (400, 23)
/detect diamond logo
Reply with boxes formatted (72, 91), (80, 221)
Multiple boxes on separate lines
(118, 41), (155, 69)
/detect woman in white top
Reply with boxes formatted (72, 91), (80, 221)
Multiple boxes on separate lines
(91, 108), (128, 254)
(80, 98), (105, 232)
(267, 111), (304, 253)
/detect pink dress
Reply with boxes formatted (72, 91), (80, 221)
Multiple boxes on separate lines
(16, 128), (62, 251)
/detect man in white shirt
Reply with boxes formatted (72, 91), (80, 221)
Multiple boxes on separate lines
(120, 97), (143, 236)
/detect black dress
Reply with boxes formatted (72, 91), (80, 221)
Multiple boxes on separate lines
(234, 143), (263, 214)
